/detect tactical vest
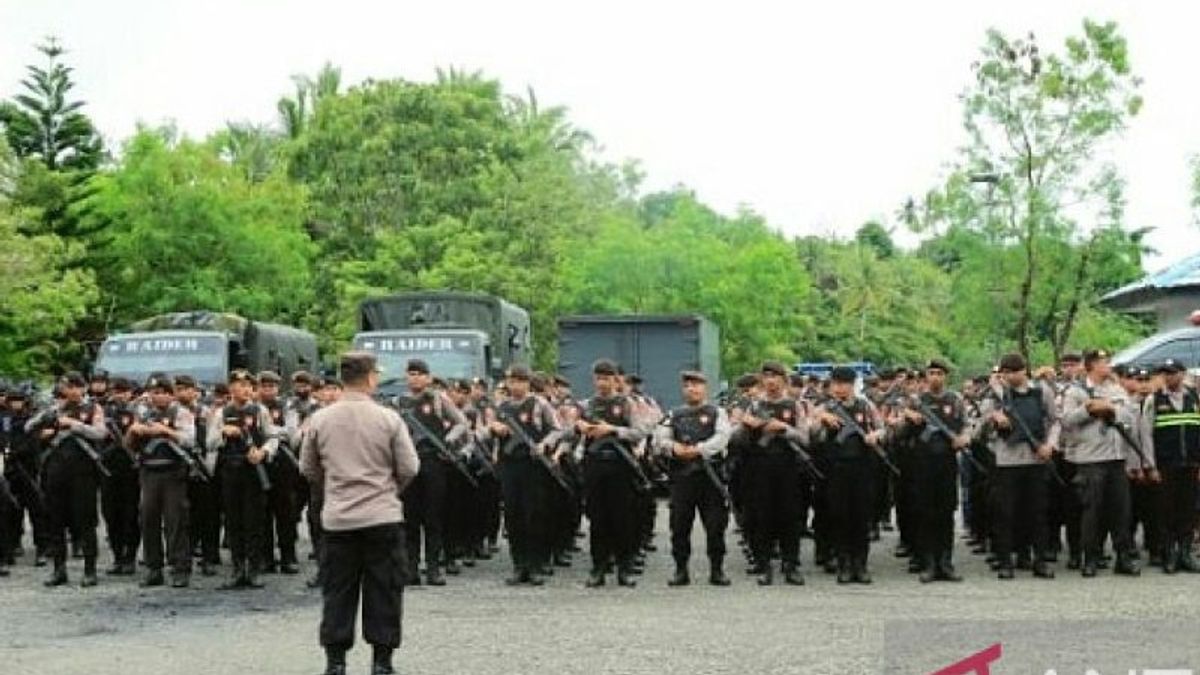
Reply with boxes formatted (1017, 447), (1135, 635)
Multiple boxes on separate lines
(1151, 388), (1200, 467)
(219, 402), (266, 458)
(288, 396), (318, 425)
(1003, 387), (1046, 447)
(498, 396), (546, 457)
(51, 401), (100, 458)
(140, 404), (183, 469)
(396, 390), (446, 453)
(917, 391), (964, 452)
(669, 404), (719, 472)
(581, 395), (632, 458)
(752, 397), (799, 455)
(826, 396), (871, 460)
(103, 401), (140, 470)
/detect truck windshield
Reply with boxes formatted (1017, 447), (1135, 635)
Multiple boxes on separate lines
(353, 333), (484, 386)
(96, 334), (227, 386)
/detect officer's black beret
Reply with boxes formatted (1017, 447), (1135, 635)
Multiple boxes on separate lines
(829, 366), (857, 383)
(61, 371), (87, 387)
(926, 359), (951, 374)
(1082, 349), (1110, 367)
(1060, 352), (1083, 364)
(146, 374), (174, 391)
(506, 365), (532, 381)
(110, 377), (134, 392)
(1113, 364), (1130, 378)
(760, 361), (788, 378)
(681, 370), (707, 384)
(291, 370), (315, 385)
(405, 359), (430, 375)
(174, 374), (197, 389)
(1155, 359), (1186, 374)
(552, 375), (570, 388)
(257, 371), (282, 385)
(90, 368), (109, 382)
(998, 353), (1026, 373)
(228, 369), (254, 384)
(591, 359), (619, 376)
(735, 373), (759, 389)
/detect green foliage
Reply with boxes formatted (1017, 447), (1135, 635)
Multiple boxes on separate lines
(78, 129), (314, 331)
(0, 139), (97, 374)
(0, 38), (103, 171)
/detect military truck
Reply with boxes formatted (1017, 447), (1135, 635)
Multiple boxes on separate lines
(353, 291), (532, 396)
(556, 314), (720, 409)
(95, 312), (320, 388)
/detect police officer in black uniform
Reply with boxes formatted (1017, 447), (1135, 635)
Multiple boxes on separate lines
(735, 361), (811, 586)
(128, 374), (197, 588)
(394, 359), (469, 587)
(100, 378), (141, 576)
(1, 384), (49, 568)
(570, 359), (648, 588)
(483, 365), (563, 585)
(258, 371), (303, 575)
(896, 359), (970, 582)
(655, 370), (733, 586)
(811, 366), (886, 584)
(32, 372), (109, 587)
(206, 369), (278, 590)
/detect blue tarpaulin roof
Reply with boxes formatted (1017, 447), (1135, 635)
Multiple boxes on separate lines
(1101, 252), (1200, 309)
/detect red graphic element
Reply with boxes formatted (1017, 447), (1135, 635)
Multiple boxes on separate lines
(930, 643), (1002, 675)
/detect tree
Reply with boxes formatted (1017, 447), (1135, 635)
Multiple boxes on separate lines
(278, 62), (341, 140)
(854, 220), (895, 259)
(910, 21), (1144, 361)
(0, 38), (103, 171)
(78, 129), (314, 333)
(0, 139), (97, 375)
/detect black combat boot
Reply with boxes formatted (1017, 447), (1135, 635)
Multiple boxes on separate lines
(709, 557), (731, 587)
(323, 648), (347, 675)
(34, 549), (47, 567)
(919, 555), (938, 584)
(668, 564), (690, 587)
(444, 557), (462, 576)
(836, 557), (853, 585)
(220, 561), (245, 590)
(1179, 540), (1200, 573)
(140, 568), (165, 588)
(782, 563), (804, 586)
(371, 645), (395, 674)
(553, 552), (571, 567)
(1162, 543), (1179, 574)
(756, 561), (774, 586)
(996, 555), (1014, 580)
(893, 542), (911, 558)
(1081, 554), (1098, 578)
(425, 566), (446, 586)
(1032, 560), (1055, 579)
(170, 569), (191, 588)
(505, 567), (528, 586)
(852, 557), (872, 585)
(585, 568), (606, 588)
(1067, 549), (1082, 570)
(279, 553), (300, 575)
(199, 560), (216, 577)
(1114, 552), (1140, 577)
(81, 557), (98, 587)
(937, 553), (963, 582)
(245, 563), (265, 589)
(908, 554), (927, 574)
(616, 565), (637, 588)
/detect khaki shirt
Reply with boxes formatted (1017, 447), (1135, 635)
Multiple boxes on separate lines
(300, 391), (420, 532)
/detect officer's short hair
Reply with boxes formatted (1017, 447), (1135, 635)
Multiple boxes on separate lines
(340, 352), (379, 386)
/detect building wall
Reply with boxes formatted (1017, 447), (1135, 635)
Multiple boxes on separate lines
(1156, 293), (1200, 331)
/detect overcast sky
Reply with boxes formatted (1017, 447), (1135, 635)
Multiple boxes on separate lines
(3, 0), (1197, 270)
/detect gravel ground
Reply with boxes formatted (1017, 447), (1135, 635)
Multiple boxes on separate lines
(2, 503), (1199, 675)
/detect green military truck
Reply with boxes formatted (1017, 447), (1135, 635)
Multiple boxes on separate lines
(353, 291), (533, 396)
(95, 311), (320, 388)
